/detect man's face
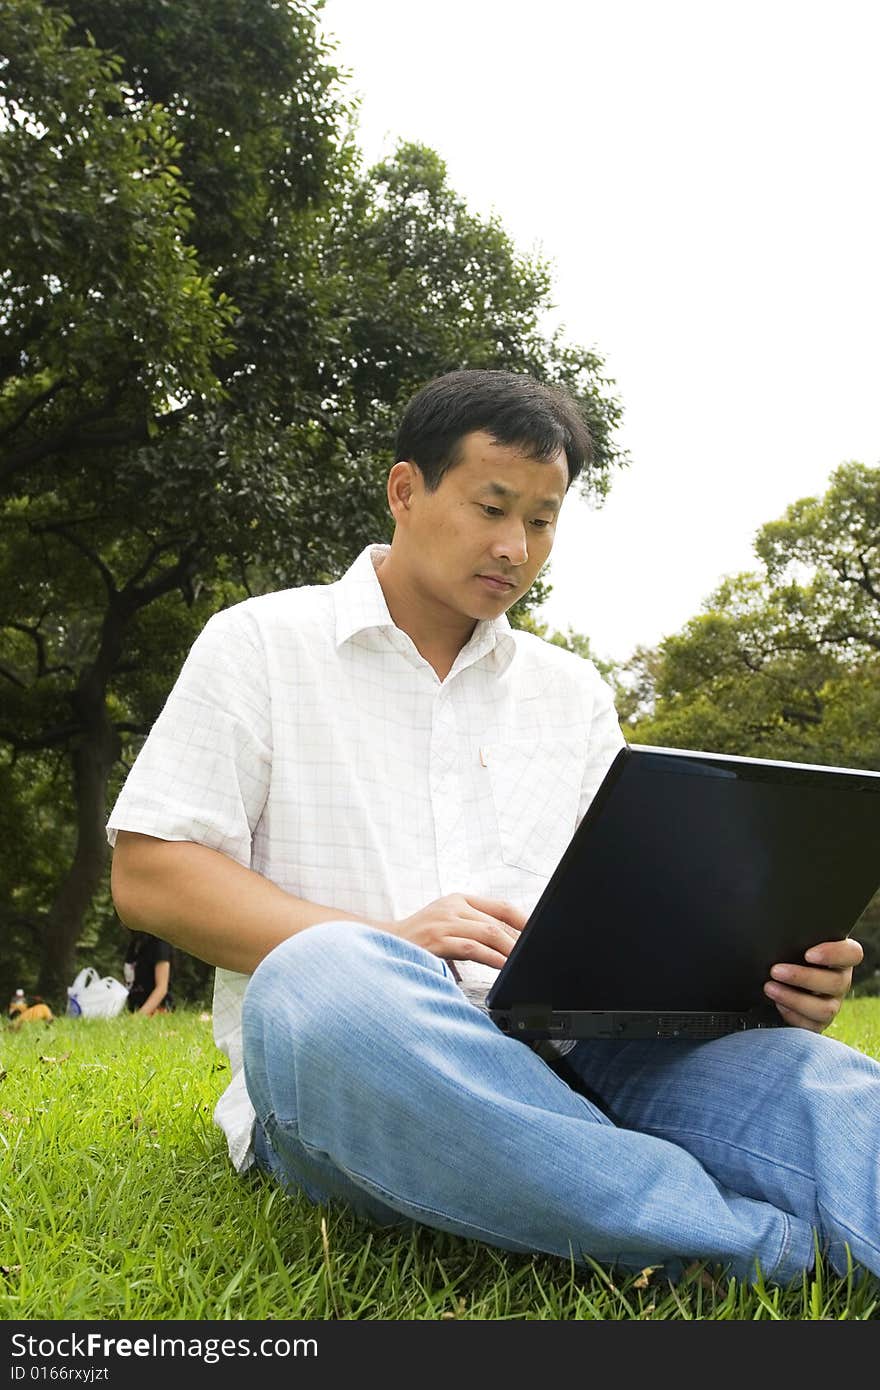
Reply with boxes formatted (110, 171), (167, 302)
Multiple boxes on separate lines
(393, 429), (569, 623)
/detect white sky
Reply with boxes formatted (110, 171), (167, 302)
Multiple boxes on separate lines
(319, 0), (880, 664)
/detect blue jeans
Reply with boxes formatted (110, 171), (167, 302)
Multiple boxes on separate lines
(241, 922), (880, 1285)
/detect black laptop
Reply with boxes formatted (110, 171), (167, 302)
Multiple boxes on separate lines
(486, 743), (880, 1042)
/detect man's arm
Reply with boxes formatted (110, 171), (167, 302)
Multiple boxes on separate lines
(111, 831), (524, 977)
(111, 831), (370, 975)
(137, 958), (171, 1017)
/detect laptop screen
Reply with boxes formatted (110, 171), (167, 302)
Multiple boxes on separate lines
(487, 745), (880, 1015)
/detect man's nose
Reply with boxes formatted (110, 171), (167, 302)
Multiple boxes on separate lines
(491, 520), (528, 565)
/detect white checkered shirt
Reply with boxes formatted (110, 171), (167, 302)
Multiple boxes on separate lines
(107, 543), (625, 1170)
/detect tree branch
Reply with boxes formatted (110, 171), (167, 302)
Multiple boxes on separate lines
(820, 624), (880, 653)
(0, 378), (70, 444)
(126, 542), (203, 608)
(28, 520), (118, 596)
(780, 703), (824, 726)
(5, 625), (52, 678)
(0, 722), (79, 750)
(3, 620), (75, 679)
(0, 661), (28, 689)
(0, 415), (148, 486)
(857, 554), (880, 606)
(125, 535), (193, 592)
(0, 389), (202, 487)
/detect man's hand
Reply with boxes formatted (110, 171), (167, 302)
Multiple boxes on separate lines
(763, 936), (863, 1033)
(387, 894), (526, 973)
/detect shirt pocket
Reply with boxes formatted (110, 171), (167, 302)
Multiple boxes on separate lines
(483, 738), (584, 877)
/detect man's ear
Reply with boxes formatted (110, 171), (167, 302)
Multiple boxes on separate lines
(387, 460), (419, 523)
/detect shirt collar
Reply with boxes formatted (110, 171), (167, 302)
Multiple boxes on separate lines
(333, 543), (516, 675)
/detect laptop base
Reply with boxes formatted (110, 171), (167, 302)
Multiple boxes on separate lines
(489, 1006), (783, 1042)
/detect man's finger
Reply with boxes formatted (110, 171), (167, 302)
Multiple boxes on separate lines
(770, 999), (825, 1034)
(803, 938), (864, 968)
(769, 963), (850, 998)
(448, 936), (513, 970)
(461, 895), (527, 930)
(764, 981), (838, 1030)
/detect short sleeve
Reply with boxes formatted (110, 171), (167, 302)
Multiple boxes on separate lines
(106, 607), (272, 869)
(153, 937), (173, 965)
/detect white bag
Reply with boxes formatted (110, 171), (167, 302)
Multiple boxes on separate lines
(67, 966), (129, 1019)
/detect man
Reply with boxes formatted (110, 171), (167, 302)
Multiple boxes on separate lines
(108, 369), (879, 1286)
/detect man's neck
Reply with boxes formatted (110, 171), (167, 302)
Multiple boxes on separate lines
(375, 552), (477, 681)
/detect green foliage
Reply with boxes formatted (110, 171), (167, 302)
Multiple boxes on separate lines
(621, 462), (880, 992)
(0, 1), (626, 991)
(754, 461), (880, 657)
(0, 0), (235, 487)
(315, 139), (626, 505)
(623, 462), (880, 766)
(0, 746), (72, 987)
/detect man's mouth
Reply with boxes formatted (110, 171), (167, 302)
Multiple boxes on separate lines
(477, 574), (517, 592)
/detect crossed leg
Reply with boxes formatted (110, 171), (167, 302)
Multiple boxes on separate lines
(242, 922), (879, 1284)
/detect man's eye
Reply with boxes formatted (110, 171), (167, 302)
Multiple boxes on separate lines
(531, 519), (551, 529)
(482, 506), (504, 517)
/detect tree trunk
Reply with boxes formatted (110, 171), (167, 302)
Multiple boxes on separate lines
(37, 715), (120, 1004)
(34, 568), (191, 1002)
(36, 600), (127, 1004)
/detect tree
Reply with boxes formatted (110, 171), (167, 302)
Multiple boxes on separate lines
(755, 461), (880, 656)
(313, 141), (625, 493)
(625, 462), (880, 767)
(621, 461), (880, 990)
(0, 0), (236, 490)
(0, 2), (626, 1000)
(0, 0), (361, 999)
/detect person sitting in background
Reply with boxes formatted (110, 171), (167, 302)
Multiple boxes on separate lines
(123, 931), (174, 1015)
(7, 988), (25, 1019)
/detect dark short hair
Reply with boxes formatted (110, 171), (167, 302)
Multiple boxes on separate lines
(394, 369), (592, 490)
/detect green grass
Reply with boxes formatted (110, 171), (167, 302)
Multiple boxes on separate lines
(2, 1002), (879, 1321)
